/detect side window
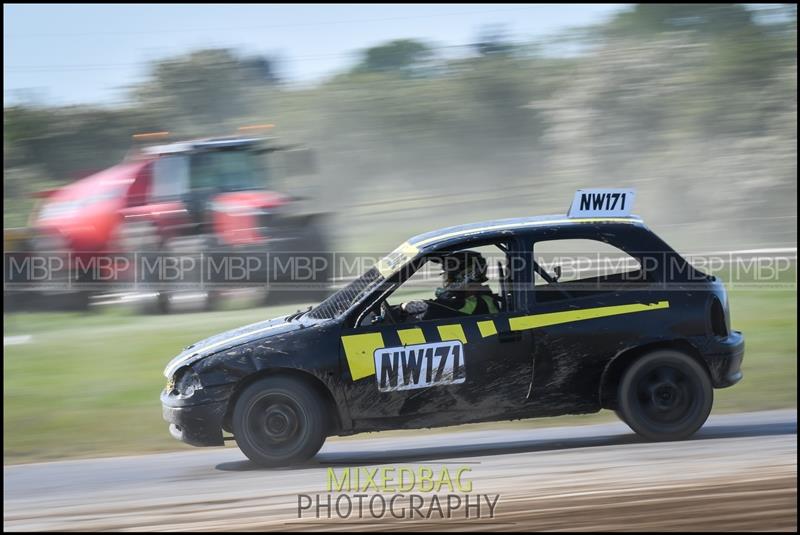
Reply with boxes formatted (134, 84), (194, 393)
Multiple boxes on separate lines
(358, 243), (510, 327)
(532, 238), (644, 302)
(151, 155), (189, 200)
(397, 245), (504, 300)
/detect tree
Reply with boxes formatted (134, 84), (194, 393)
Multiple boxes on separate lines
(607, 4), (786, 85)
(241, 55), (280, 84)
(473, 24), (515, 56)
(355, 39), (434, 74)
(131, 49), (275, 135)
(607, 4), (757, 37)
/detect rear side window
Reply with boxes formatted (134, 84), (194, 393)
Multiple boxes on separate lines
(534, 239), (642, 285)
(532, 238), (648, 303)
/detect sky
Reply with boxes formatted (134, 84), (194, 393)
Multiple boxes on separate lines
(4, 3), (625, 106)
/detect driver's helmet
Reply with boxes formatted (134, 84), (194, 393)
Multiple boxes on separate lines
(440, 250), (489, 291)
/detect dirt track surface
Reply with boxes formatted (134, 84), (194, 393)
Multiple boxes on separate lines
(4, 410), (797, 531)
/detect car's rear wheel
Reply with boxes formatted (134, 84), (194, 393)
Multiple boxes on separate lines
(614, 409), (629, 426)
(617, 350), (713, 441)
(232, 375), (328, 467)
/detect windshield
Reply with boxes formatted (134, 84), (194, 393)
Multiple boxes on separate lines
(191, 149), (266, 191)
(305, 241), (420, 320)
(306, 267), (384, 320)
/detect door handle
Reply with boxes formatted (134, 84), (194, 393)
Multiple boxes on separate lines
(498, 331), (523, 343)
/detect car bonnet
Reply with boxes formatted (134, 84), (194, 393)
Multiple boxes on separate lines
(163, 315), (303, 377)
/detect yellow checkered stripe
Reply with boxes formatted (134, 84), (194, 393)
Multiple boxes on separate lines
(341, 300), (669, 380)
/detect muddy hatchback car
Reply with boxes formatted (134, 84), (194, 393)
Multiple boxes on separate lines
(162, 190), (744, 467)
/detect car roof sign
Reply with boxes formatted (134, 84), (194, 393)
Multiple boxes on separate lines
(568, 188), (636, 218)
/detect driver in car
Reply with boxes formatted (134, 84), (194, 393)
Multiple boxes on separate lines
(400, 250), (501, 321)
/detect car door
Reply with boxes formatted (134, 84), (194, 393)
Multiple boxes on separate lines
(339, 239), (534, 422)
(521, 226), (671, 410)
(145, 155), (193, 232)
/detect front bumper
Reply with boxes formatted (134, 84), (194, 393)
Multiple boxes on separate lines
(701, 330), (745, 388)
(160, 387), (232, 447)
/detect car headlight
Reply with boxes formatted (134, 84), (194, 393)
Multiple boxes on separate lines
(171, 367), (202, 397)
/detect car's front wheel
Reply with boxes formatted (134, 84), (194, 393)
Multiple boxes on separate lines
(232, 375), (328, 467)
(616, 350), (713, 441)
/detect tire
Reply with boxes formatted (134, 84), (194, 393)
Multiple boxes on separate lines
(146, 235), (213, 315)
(64, 289), (92, 311)
(617, 350), (713, 441)
(614, 409), (629, 426)
(114, 220), (167, 314)
(232, 375), (328, 467)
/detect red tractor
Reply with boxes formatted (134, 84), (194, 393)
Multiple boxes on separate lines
(10, 133), (332, 313)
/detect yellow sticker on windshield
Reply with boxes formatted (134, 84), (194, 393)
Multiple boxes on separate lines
(376, 241), (420, 278)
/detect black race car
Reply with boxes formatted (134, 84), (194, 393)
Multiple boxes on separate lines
(162, 192), (744, 467)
